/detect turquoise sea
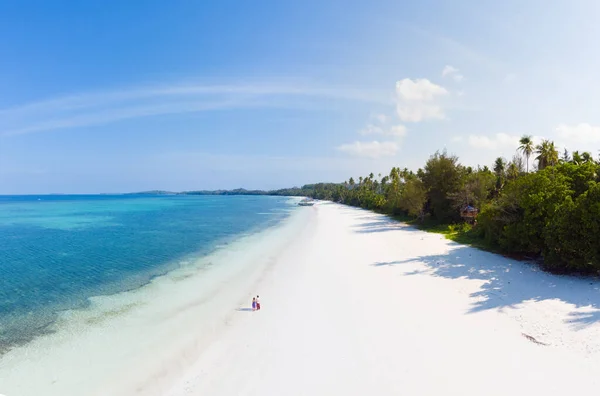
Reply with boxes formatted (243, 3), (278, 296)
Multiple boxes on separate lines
(0, 194), (296, 353)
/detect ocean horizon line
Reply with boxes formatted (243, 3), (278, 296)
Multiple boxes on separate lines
(0, 185), (331, 197)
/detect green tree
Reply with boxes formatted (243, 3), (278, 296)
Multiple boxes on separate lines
(511, 154), (525, 173)
(421, 150), (463, 222)
(519, 135), (535, 172)
(553, 161), (599, 198)
(399, 177), (427, 220)
(582, 151), (594, 164)
(535, 140), (559, 170)
(493, 157), (507, 192)
(384, 167), (402, 214)
(544, 182), (600, 272)
(450, 169), (495, 211)
(497, 169), (572, 254)
(506, 162), (520, 180)
(561, 149), (571, 163)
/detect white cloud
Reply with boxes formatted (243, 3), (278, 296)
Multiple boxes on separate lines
(359, 124), (385, 135)
(389, 125), (407, 137)
(359, 124), (407, 137)
(442, 65), (464, 82)
(371, 113), (388, 124)
(468, 133), (519, 150)
(395, 78), (448, 122)
(555, 123), (600, 144)
(442, 65), (458, 77)
(336, 141), (399, 159)
(396, 78), (447, 101)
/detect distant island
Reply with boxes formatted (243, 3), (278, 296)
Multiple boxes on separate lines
(130, 184), (340, 197)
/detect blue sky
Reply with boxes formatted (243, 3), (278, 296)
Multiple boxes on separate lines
(2, 0), (600, 193)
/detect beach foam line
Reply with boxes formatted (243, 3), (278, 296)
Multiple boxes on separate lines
(0, 205), (315, 396)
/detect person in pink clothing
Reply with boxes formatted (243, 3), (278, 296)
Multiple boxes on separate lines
(256, 295), (261, 310)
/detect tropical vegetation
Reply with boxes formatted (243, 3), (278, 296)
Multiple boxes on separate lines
(305, 137), (600, 275)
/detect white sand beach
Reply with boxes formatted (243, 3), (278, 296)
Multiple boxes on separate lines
(166, 203), (600, 395)
(3, 202), (600, 395)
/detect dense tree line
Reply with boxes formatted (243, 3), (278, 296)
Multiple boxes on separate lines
(181, 185), (336, 197)
(309, 136), (600, 274)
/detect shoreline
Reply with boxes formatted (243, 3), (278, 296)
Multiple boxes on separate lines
(4, 202), (600, 395)
(0, 200), (313, 396)
(0, 196), (300, 357)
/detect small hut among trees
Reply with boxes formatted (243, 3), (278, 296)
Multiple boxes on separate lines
(460, 205), (479, 224)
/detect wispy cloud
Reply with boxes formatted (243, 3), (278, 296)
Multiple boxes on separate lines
(406, 25), (503, 72)
(442, 65), (464, 82)
(359, 124), (406, 137)
(468, 133), (519, 150)
(371, 113), (388, 123)
(336, 141), (399, 159)
(3, 100), (243, 136)
(0, 81), (390, 137)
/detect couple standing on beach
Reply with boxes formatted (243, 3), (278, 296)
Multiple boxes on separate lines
(252, 295), (261, 311)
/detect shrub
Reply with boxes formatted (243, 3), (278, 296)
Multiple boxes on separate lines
(543, 182), (600, 273)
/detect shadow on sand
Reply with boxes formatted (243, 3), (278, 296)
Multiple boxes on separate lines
(236, 308), (254, 312)
(351, 215), (420, 235)
(338, 204), (600, 329)
(372, 245), (600, 329)
(345, 206), (600, 329)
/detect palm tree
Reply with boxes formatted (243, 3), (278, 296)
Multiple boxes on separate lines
(380, 176), (389, 192)
(572, 151), (582, 165)
(507, 162), (520, 180)
(582, 151), (593, 164)
(493, 157), (506, 176)
(549, 142), (559, 166)
(518, 135), (535, 173)
(561, 149), (570, 163)
(389, 167), (400, 182)
(536, 140), (559, 170)
(493, 157), (507, 191)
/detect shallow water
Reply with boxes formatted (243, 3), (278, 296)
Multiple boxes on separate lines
(0, 194), (296, 352)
